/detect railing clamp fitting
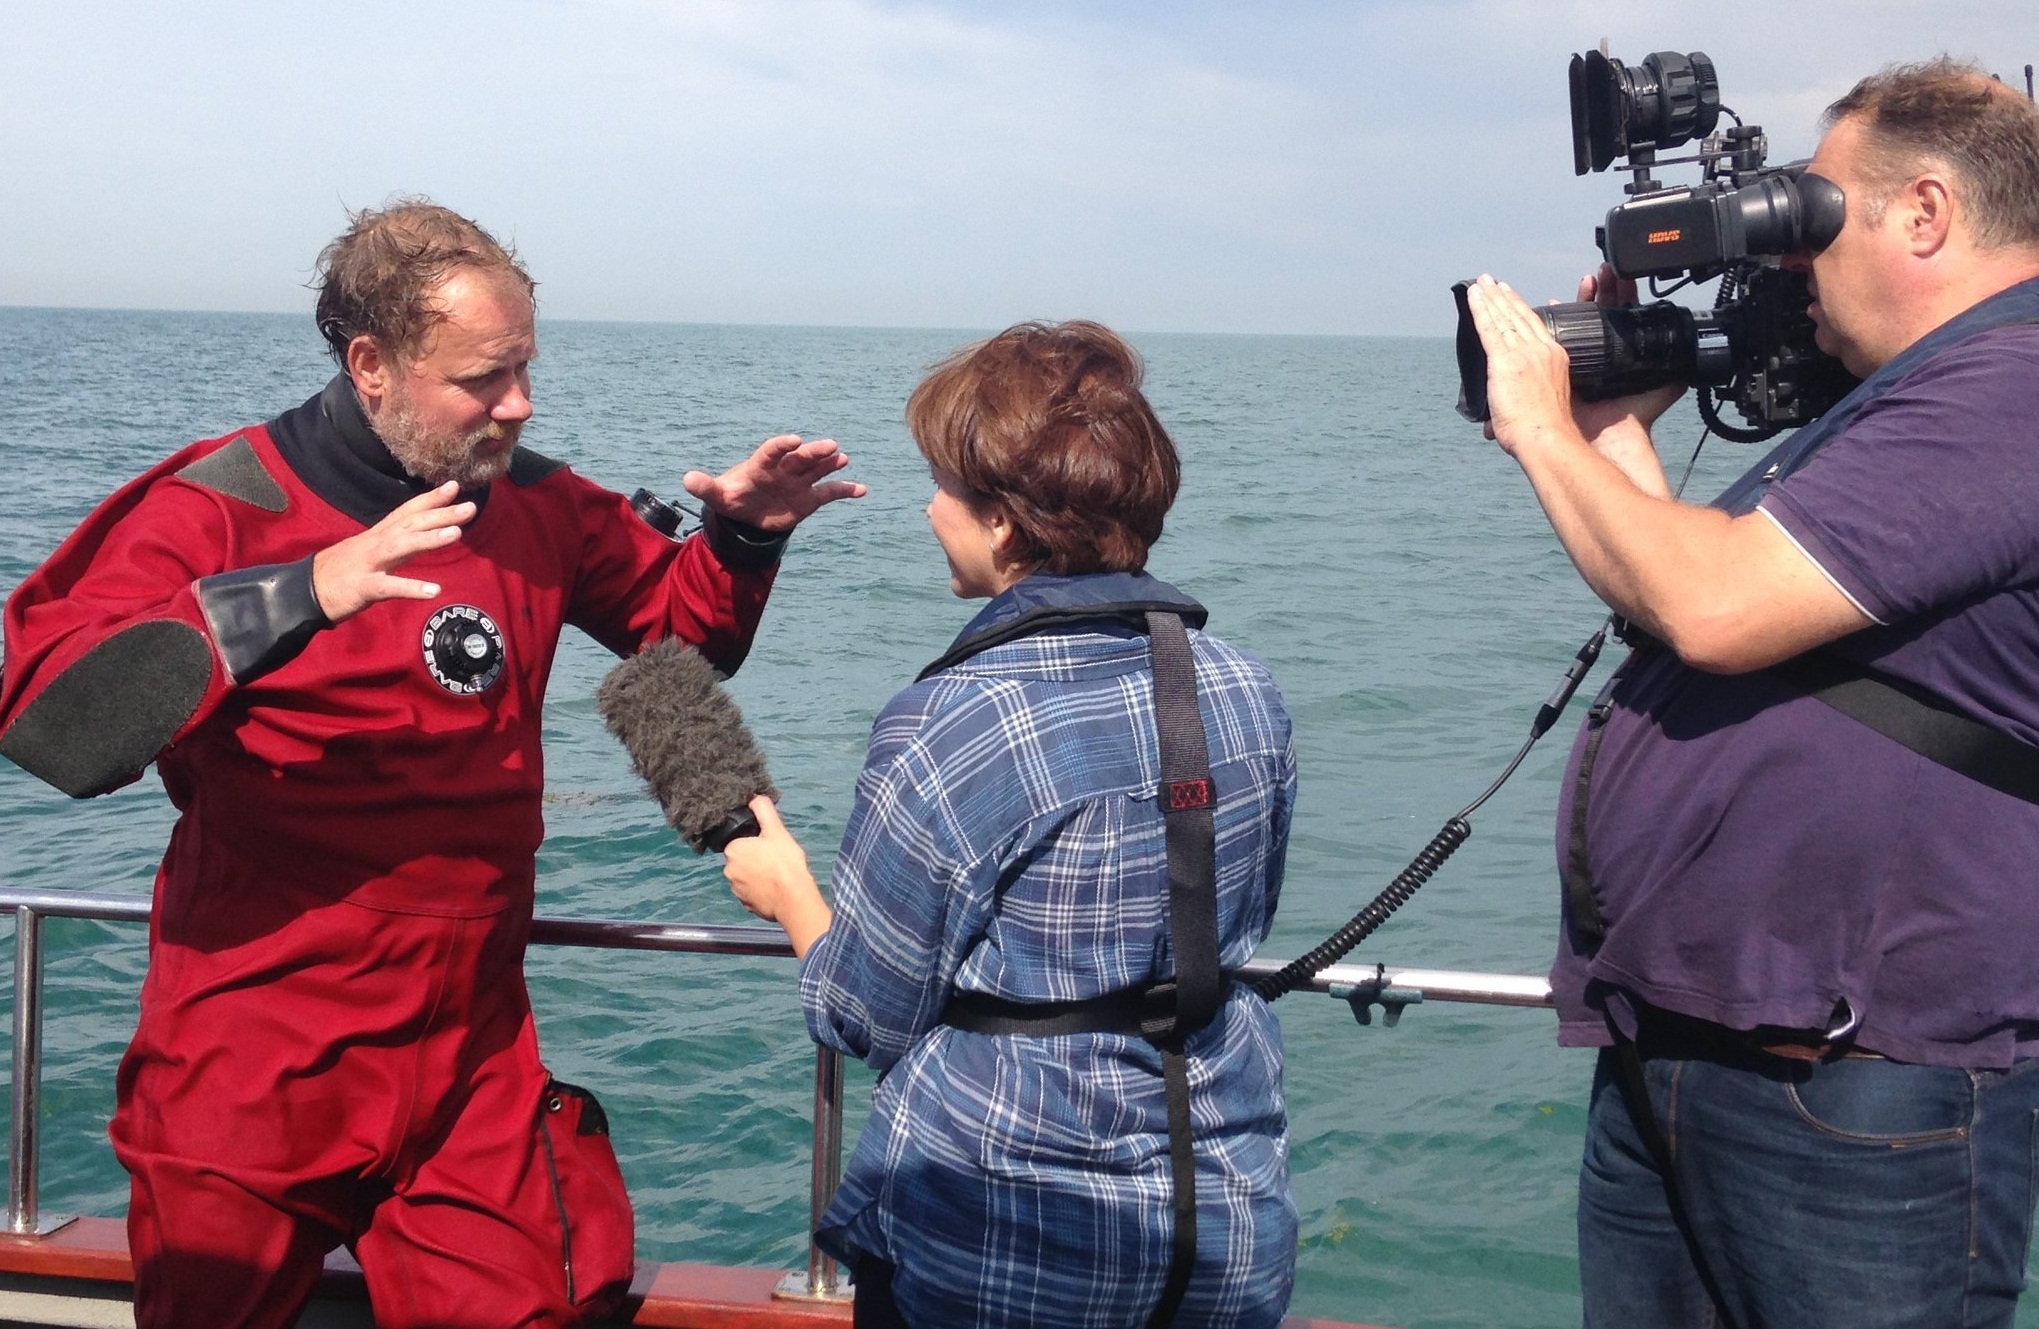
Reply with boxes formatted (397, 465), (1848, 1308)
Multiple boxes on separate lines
(1329, 965), (1426, 1028)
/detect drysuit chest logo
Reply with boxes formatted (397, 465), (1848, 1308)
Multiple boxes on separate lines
(422, 605), (507, 695)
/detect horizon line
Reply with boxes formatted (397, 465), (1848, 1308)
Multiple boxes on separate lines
(0, 302), (1449, 342)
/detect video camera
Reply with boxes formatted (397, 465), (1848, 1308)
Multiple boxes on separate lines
(1454, 48), (1858, 442)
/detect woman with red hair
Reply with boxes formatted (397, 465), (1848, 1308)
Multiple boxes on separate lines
(725, 321), (1297, 1327)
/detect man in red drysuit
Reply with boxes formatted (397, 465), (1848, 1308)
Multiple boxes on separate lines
(0, 200), (865, 1328)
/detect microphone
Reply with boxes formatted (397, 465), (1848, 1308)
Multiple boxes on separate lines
(596, 636), (778, 853)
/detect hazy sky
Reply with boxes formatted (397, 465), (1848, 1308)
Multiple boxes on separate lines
(5, 1), (2036, 335)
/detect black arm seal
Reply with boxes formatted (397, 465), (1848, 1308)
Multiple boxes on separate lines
(0, 620), (213, 797)
(702, 509), (789, 572)
(195, 555), (332, 685)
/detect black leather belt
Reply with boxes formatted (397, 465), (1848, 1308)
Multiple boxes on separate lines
(1637, 1005), (1884, 1064)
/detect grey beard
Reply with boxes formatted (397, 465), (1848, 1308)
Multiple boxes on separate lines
(376, 397), (517, 490)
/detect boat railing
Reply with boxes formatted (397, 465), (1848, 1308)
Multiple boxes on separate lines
(0, 885), (1553, 1301)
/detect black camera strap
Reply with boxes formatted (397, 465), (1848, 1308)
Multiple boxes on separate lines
(1566, 641), (2039, 948)
(1557, 642), (1742, 1328)
(1560, 663), (1629, 947)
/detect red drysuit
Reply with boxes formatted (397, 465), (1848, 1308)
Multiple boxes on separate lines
(0, 381), (778, 1327)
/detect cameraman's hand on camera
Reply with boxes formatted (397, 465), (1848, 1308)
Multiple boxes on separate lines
(1567, 265), (1684, 498)
(1467, 272), (1681, 498)
(1465, 274), (1579, 458)
(1476, 271), (1582, 456)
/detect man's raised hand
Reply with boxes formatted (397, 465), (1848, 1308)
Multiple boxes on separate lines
(311, 482), (474, 623)
(682, 435), (867, 534)
(1465, 274), (1581, 456)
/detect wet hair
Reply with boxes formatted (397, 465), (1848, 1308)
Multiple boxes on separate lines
(1824, 58), (2039, 249)
(907, 320), (1179, 575)
(312, 198), (536, 364)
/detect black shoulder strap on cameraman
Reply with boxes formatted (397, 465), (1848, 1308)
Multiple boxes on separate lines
(1773, 651), (2039, 805)
(940, 610), (1220, 1328)
(1563, 636), (2039, 951)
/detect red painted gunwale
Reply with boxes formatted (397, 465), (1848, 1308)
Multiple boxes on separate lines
(0, 1219), (1395, 1328)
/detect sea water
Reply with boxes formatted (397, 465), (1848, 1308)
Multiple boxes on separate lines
(2, 307), (2027, 1329)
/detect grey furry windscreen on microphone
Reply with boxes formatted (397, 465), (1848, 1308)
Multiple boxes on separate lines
(595, 637), (778, 853)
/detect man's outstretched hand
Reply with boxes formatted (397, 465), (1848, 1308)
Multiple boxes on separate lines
(683, 435), (867, 533)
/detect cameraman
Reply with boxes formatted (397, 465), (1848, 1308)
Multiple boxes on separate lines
(1467, 61), (2039, 1329)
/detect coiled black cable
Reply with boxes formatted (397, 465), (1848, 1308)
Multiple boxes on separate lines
(1250, 816), (1472, 1000)
(1251, 622), (1611, 1003)
(1253, 431), (1721, 1003)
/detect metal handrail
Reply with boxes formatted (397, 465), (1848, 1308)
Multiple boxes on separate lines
(0, 886), (1553, 1294)
(7, 907), (46, 1238)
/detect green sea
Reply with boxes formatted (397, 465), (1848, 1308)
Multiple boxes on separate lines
(2, 306), (2030, 1328)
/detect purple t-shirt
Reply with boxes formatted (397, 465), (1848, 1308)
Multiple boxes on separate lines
(1552, 323), (2039, 1069)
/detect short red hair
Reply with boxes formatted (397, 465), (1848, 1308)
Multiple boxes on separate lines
(907, 321), (1180, 575)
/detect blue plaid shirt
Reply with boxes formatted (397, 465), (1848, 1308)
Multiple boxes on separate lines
(800, 576), (1298, 1327)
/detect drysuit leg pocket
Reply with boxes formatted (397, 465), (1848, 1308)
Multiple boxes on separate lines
(538, 1077), (636, 1319)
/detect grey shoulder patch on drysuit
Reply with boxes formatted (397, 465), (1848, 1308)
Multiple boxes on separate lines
(0, 620), (213, 798)
(176, 435), (288, 512)
(508, 447), (568, 486)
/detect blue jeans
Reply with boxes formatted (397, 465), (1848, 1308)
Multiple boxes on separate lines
(1577, 1036), (2039, 1329)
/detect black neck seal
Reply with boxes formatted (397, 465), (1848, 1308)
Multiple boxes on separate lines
(267, 375), (497, 526)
